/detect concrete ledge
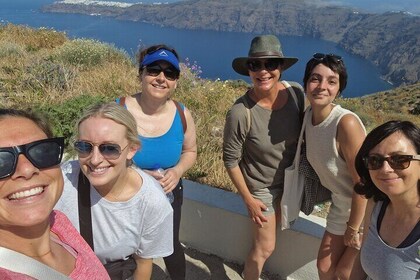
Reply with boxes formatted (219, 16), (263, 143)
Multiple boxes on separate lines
(180, 180), (326, 279)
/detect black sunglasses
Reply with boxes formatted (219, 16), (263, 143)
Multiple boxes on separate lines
(312, 53), (342, 63)
(74, 141), (128, 160)
(0, 137), (64, 179)
(144, 64), (180, 81)
(363, 154), (420, 170)
(247, 59), (282, 72)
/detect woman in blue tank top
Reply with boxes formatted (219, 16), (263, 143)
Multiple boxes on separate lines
(118, 45), (197, 280)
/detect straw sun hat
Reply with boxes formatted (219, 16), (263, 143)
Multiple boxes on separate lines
(232, 35), (298, 76)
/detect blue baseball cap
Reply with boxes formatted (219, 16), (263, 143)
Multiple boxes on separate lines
(141, 49), (180, 71)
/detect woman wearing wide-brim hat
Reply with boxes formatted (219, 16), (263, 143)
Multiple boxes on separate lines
(223, 35), (305, 279)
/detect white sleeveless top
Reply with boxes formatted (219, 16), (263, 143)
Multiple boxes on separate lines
(305, 105), (366, 234)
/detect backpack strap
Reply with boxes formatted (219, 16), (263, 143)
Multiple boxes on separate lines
(281, 80), (305, 123)
(78, 171), (94, 250)
(242, 83), (303, 137)
(173, 100), (187, 134)
(0, 247), (71, 279)
(240, 92), (252, 134)
(118, 96), (126, 107)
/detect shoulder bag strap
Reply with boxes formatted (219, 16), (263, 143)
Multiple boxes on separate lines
(173, 100), (187, 134)
(118, 96), (126, 106)
(240, 91), (252, 135)
(78, 171), (94, 250)
(0, 247), (70, 280)
(281, 80), (304, 123)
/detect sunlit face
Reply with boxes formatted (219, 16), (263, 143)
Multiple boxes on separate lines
(0, 117), (63, 228)
(368, 132), (420, 198)
(141, 61), (178, 100)
(77, 117), (137, 191)
(305, 63), (340, 107)
(248, 59), (282, 92)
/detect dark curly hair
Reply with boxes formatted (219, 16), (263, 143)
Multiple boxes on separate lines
(303, 55), (348, 95)
(354, 120), (420, 201)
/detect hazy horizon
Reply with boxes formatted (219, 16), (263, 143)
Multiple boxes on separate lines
(35, 0), (420, 15)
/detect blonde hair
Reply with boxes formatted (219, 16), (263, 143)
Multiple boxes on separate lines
(75, 102), (140, 148)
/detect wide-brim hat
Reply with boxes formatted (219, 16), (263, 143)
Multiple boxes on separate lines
(232, 35), (298, 76)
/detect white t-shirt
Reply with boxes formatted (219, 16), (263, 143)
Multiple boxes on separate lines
(55, 160), (174, 264)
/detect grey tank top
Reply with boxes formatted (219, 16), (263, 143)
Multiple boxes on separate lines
(361, 201), (420, 279)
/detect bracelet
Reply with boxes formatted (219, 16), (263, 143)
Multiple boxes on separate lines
(346, 222), (359, 232)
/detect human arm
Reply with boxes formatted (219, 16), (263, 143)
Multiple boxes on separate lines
(133, 256), (153, 280)
(337, 114), (367, 248)
(160, 106), (197, 193)
(226, 166), (268, 227)
(223, 100), (268, 227)
(349, 199), (374, 280)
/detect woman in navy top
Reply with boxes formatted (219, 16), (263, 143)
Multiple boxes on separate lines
(118, 44), (197, 280)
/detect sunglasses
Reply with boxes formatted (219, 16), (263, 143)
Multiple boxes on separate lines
(312, 53), (342, 63)
(74, 141), (128, 160)
(247, 59), (282, 72)
(363, 154), (420, 170)
(144, 64), (180, 81)
(0, 137), (64, 179)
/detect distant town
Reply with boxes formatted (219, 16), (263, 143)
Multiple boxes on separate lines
(55, 0), (170, 8)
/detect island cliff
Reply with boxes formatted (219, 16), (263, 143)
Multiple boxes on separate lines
(43, 0), (420, 86)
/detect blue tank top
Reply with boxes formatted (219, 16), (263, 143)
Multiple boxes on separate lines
(115, 97), (185, 170)
(133, 104), (184, 170)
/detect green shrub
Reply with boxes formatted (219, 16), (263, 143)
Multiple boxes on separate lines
(52, 39), (130, 68)
(24, 60), (76, 91)
(409, 103), (420, 115)
(0, 42), (25, 58)
(34, 94), (110, 147)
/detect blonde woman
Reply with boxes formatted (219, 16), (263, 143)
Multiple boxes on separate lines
(55, 103), (173, 280)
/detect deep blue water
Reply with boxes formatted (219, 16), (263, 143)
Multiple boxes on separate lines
(0, 0), (394, 97)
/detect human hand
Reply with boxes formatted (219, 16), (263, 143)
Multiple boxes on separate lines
(344, 227), (362, 249)
(158, 168), (181, 194)
(144, 169), (165, 180)
(245, 197), (269, 228)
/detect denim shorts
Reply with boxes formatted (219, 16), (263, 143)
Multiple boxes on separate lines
(251, 186), (283, 216)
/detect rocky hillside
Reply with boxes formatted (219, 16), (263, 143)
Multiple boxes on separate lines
(43, 0), (420, 86)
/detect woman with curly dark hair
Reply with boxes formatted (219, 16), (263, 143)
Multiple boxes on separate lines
(353, 120), (420, 279)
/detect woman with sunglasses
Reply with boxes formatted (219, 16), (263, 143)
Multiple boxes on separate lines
(352, 120), (420, 280)
(302, 53), (367, 279)
(116, 44), (197, 280)
(223, 35), (304, 279)
(0, 109), (109, 279)
(55, 103), (174, 280)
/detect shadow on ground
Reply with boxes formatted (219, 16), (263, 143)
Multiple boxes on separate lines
(152, 246), (243, 280)
(152, 247), (281, 280)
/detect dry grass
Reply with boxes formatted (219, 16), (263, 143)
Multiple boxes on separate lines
(1, 24), (419, 193)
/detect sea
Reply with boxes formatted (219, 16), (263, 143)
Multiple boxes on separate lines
(0, 0), (394, 97)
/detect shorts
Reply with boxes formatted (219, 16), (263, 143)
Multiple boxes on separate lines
(325, 192), (352, 235)
(251, 186), (283, 216)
